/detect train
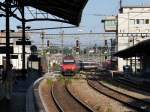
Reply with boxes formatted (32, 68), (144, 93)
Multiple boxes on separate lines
(61, 55), (78, 76)
(79, 60), (98, 71)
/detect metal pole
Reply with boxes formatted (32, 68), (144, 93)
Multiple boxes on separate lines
(110, 39), (113, 69)
(22, 2), (26, 77)
(132, 36), (136, 75)
(5, 0), (10, 73)
(133, 38), (137, 75)
(41, 32), (44, 55)
(61, 31), (64, 58)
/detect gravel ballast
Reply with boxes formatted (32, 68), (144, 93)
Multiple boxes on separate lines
(68, 79), (135, 112)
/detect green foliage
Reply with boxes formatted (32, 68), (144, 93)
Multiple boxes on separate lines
(58, 75), (73, 84)
(107, 103), (113, 112)
(53, 64), (61, 71)
(59, 75), (65, 84)
(63, 47), (72, 55)
(47, 79), (54, 86)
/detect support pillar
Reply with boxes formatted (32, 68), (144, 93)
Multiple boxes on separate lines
(21, 3), (26, 77)
(135, 56), (136, 75)
(5, 0), (11, 74)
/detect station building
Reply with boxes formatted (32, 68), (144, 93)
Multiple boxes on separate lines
(102, 5), (150, 72)
(117, 5), (150, 72)
(0, 31), (31, 70)
(115, 39), (150, 77)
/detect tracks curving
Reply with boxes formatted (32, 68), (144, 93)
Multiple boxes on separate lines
(51, 81), (94, 112)
(87, 78), (150, 112)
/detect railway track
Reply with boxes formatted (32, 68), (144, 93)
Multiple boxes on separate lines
(87, 77), (150, 112)
(115, 77), (150, 93)
(95, 70), (150, 94)
(51, 81), (94, 112)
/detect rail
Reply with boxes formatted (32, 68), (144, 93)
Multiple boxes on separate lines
(51, 81), (93, 112)
(87, 77), (150, 112)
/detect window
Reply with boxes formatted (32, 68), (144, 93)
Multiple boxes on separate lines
(145, 19), (149, 24)
(136, 19), (140, 24)
(139, 19), (144, 24)
(130, 19), (135, 24)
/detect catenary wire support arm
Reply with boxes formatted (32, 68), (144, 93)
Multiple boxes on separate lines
(0, 6), (22, 21)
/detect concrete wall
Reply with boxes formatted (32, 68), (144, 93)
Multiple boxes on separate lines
(0, 32), (31, 69)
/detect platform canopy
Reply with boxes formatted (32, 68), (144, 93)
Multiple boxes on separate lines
(14, 0), (88, 26)
(114, 39), (150, 58)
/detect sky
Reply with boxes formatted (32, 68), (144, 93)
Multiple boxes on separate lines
(73, 0), (150, 33)
(0, 0), (150, 47)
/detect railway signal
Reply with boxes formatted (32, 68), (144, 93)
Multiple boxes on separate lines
(47, 40), (50, 47)
(104, 40), (107, 46)
(76, 40), (80, 54)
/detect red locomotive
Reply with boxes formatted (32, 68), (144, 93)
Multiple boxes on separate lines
(61, 55), (78, 76)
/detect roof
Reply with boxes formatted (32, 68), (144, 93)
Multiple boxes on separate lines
(114, 39), (150, 58)
(15, 0), (88, 26)
(121, 5), (150, 8)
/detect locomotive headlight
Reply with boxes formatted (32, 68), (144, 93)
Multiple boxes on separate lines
(72, 66), (75, 70)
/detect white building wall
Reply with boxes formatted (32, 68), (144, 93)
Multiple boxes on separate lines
(123, 7), (150, 13)
(0, 32), (32, 70)
(13, 45), (31, 69)
(117, 7), (150, 71)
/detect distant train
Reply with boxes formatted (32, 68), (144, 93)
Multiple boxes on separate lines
(61, 55), (78, 76)
(79, 60), (98, 71)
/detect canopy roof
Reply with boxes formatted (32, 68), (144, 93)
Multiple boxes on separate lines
(15, 0), (88, 26)
(114, 39), (150, 58)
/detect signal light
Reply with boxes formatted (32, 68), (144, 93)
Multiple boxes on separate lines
(76, 40), (79, 47)
(47, 40), (50, 47)
(105, 40), (107, 46)
(76, 40), (80, 53)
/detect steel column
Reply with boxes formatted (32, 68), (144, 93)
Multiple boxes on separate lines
(5, 0), (11, 73)
(21, 2), (26, 76)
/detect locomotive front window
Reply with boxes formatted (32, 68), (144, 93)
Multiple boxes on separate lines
(63, 60), (75, 64)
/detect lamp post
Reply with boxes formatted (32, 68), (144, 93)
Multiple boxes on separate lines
(110, 38), (113, 69)
(40, 31), (45, 55)
(61, 31), (64, 58)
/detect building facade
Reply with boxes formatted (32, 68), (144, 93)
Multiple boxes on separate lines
(102, 5), (150, 71)
(118, 6), (150, 71)
(0, 31), (31, 69)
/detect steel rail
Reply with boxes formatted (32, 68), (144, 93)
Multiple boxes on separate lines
(51, 81), (94, 112)
(87, 78), (150, 112)
(51, 83), (65, 112)
(65, 82), (95, 112)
